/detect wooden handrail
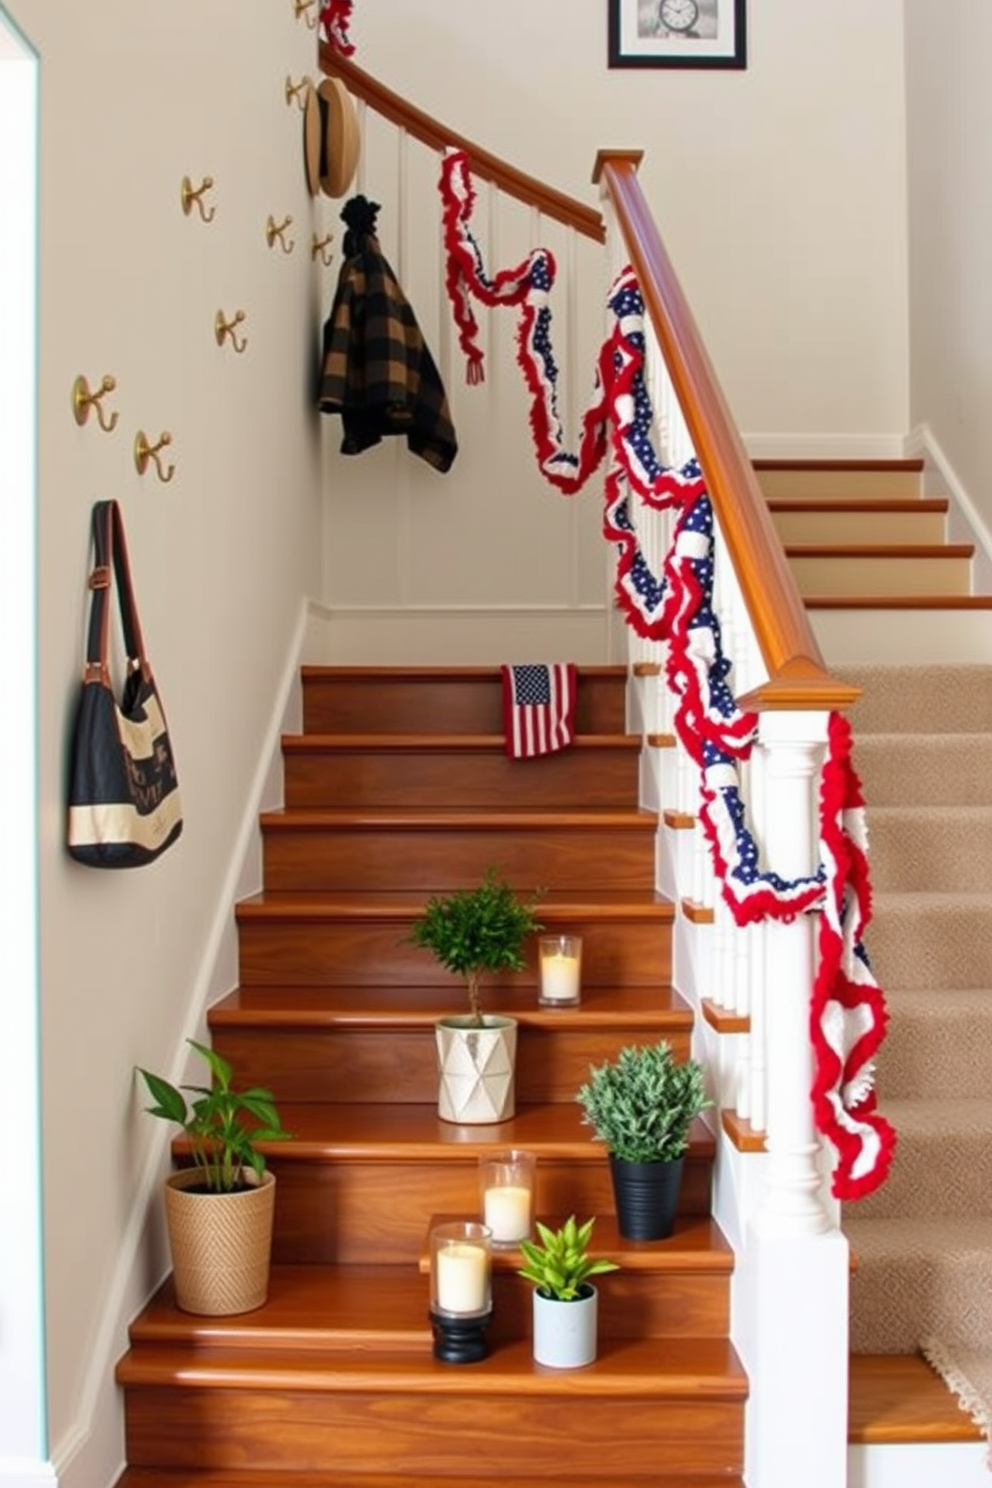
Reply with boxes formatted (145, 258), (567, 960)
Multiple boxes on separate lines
(593, 152), (860, 713)
(319, 45), (606, 244)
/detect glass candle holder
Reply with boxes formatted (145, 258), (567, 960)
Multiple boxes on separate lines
(538, 934), (583, 1006)
(429, 1221), (493, 1317)
(479, 1149), (536, 1246)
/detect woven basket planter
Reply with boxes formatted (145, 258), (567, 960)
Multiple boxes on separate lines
(163, 1167), (276, 1315)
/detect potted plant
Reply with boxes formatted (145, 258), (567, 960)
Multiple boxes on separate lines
(405, 865), (543, 1123)
(518, 1215), (619, 1368)
(137, 1038), (290, 1315)
(575, 1040), (711, 1240)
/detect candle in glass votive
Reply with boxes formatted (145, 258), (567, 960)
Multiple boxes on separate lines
(539, 935), (582, 1006)
(437, 1243), (488, 1312)
(479, 1149), (536, 1245)
(430, 1222), (492, 1316)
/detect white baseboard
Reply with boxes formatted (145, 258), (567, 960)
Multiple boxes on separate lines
(742, 432), (908, 462)
(51, 599), (311, 1488)
(0, 1463), (58, 1488)
(849, 1441), (990, 1488)
(905, 422), (992, 593)
(306, 603), (617, 665)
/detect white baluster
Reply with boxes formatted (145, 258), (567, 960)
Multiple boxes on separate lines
(748, 918), (767, 1132)
(754, 715), (831, 1235)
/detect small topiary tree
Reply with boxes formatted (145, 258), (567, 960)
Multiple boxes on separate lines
(405, 866), (544, 1026)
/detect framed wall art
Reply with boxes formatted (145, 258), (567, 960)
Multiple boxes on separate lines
(608, 0), (747, 70)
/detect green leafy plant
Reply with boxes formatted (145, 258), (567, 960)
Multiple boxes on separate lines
(405, 866), (544, 1026)
(575, 1040), (712, 1164)
(138, 1038), (290, 1193)
(517, 1215), (619, 1301)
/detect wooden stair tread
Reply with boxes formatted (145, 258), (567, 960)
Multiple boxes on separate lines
(753, 458), (924, 472)
(259, 807), (660, 830)
(301, 665), (629, 680)
(210, 983), (692, 1029)
(117, 1333), (747, 1398)
(129, 1222), (735, 1350)
(173, 1102), (716, 1161)
(848, 1353), (984, 1444)
(283, 733), (641, 752)
(805, 594), (992, 609)
(116, 1471), (745, 1488)
(129, 1266), (434, 1351)
(235, 889), (675, 922)
(784, 542), (973, 558)
(767, 497), (947, 513)
(421, 1215), (734, 1274)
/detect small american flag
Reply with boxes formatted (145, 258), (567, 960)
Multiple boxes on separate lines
(501, 663), (577, 760)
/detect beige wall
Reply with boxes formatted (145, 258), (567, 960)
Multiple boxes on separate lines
(3, 0), (325, 1482)
(315, 0), (911, 661)
(905, 0), (992, 529)
(351, 0), (910, 445)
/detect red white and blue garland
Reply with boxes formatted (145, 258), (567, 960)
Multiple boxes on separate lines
(438, 148), (896, 1199)
(319, 0), (354, 55)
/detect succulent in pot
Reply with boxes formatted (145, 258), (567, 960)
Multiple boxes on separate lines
(518, 1215), (618, 1368)
(575, 1039), (712, 1241)
(138, 1038), (290, 1314)
(406, 866), (543, 1123)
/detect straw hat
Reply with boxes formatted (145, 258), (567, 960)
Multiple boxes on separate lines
(304, 77), (361, 200)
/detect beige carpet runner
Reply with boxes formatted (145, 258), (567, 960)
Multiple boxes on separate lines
(842, 663), (992, 1454)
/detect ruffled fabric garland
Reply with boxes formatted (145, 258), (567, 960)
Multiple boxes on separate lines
(320, 0), (354, 56)
(438, 147), (895, 1199)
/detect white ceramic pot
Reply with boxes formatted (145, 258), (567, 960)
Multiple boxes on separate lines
(435, 1015), (517, 1124)
(532, 1284), (598, 1369)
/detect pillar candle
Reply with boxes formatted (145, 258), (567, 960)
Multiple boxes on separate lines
(436, 1242), (489, 1313)
(483, 1183), (532, 1243)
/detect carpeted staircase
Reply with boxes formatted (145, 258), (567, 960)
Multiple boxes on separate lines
(756, 458), (992, 1456)
(837, 664), (992, 1441)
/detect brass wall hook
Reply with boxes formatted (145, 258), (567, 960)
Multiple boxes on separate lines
(311, 232), (335, 266)
(215, 309), (248, 354)
(285, 75), (311, 110)
(134, 430), (175, 484)
(293, 0), (318, 27)
(72, 374), (119, 432)
(266, 214), (295, 255)
(181, 175), (216, 223)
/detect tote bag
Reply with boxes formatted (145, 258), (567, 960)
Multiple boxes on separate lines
(67, 500), (183, 867)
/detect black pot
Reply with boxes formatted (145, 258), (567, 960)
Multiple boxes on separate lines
(609, 1153), (685, 1240)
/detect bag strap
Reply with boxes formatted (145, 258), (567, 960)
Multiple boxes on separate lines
(83, 500), (150, 684)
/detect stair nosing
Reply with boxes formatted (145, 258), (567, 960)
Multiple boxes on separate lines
(768, 498), (947, 513)
(259, 808), (659, 831)
(282, 733), (642, 752)
(786, 543), (973, 559)
(235, 890), (676, 923)
(208, 986), (692, 1031)
(116, 1333), (747, 1398)
(753, 458), (924, 472)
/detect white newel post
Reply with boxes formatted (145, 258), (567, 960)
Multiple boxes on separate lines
(738, 710), (849, 1488)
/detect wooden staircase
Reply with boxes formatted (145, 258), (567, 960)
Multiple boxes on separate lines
(757, 457), (992, 609)
(115, 666), (747, 1486)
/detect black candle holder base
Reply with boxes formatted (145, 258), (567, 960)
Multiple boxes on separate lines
(429, 1305), (493, 1364)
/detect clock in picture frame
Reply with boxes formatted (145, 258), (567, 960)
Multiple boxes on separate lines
(608, 0), (747, 69)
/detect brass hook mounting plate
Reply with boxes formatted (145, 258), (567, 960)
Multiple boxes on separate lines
(73, 373), (119, 432)
(215, 310), (248, 354)
(134, 430), (176, 484)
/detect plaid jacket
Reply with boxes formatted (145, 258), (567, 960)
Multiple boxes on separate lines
(318, 233), (457, 473)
